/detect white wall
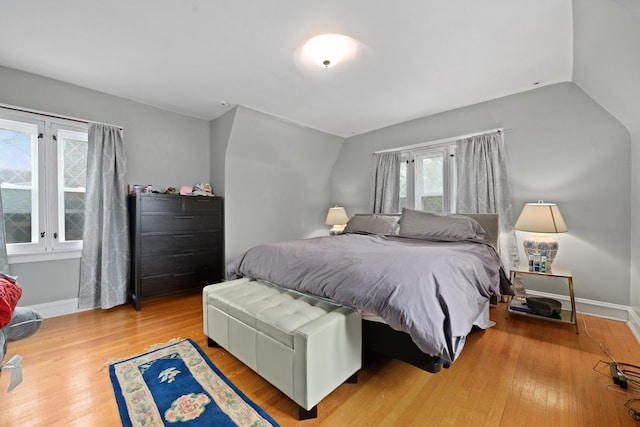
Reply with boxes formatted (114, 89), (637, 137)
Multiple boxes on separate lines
(332, 82), (631, 306)
(0, 66), (212, 305)
(221, 106), (344, 264)
(572, 0), (640, 317)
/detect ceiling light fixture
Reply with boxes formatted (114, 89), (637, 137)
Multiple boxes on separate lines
(302, 34), (357, 69)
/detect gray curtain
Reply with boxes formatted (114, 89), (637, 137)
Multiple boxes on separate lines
(0, 187), (9, 274)
(372, 152), (401, 213)
(455, 131), (519, 270)
(78, 123), (129, 309)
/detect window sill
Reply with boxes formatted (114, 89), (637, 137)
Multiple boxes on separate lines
(8, 250), (82, 264)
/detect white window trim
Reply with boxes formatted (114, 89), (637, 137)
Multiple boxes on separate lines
(402, 142), (457, 213)
(51, 125), (87, 252)
(8, 250), (82, 264)
(1, 108), (87, 263)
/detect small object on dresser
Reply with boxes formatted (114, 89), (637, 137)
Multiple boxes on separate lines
(540, 255), (547, 273)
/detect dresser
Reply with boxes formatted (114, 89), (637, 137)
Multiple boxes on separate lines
(128, 193), (224, 310)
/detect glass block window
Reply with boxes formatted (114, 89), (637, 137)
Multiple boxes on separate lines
(0, 109), (88, 257)
(57, 128), (88, 243)
(0, 118), (39, 245)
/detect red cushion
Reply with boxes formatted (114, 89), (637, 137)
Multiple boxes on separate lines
(0, 277), (22, 328)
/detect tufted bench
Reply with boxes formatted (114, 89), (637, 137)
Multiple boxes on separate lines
(203, 277), (361, 419)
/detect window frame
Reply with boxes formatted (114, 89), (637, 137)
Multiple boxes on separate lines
(0, 108), (88, 263)
(400, 142), (457, 213)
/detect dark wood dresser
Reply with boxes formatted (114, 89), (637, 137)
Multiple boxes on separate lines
(128, 193), (224, 310)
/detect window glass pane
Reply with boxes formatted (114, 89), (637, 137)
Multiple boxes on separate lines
(59, 131), (87, 242)
(399, 157), (407, 210)
(415, 153), (443, 213)
(0, 120), (38, 244)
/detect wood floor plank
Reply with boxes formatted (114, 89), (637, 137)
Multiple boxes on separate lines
(1, 290), (639, 426)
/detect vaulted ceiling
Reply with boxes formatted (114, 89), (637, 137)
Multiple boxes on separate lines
(0, 1), (574, 137)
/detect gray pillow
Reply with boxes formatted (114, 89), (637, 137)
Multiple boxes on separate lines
(344, 214), (400, 235)
(398, 208), (486, 240)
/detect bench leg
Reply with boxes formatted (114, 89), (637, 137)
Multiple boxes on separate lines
(345, 372), (358, 384)
(297, 405), (317, 420)
(207, 337), (220, 348)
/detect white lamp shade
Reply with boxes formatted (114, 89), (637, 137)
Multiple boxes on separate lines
(514, 202), (567, 233)
(325, 207), (349, 225)
(515, 201), (567, 268)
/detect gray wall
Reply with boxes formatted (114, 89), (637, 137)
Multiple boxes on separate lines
(332, 82), (631, 306)
(572, 0), (640, 316)
(221, 106), (344, 263)
(210, 108), (237, 198)
(0, 66), (212, 305)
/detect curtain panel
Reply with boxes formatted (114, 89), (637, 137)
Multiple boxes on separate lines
(78, 123), (129, 309)
(455, 131), (519, 270)
(0, 188), (9, 274)
(372, 152), (401, 214)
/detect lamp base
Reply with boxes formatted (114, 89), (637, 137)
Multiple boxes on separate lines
(523, 233), (559, 267)
(330, 224), (346, 235)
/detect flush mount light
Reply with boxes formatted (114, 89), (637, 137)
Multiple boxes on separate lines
(302, 34), (357, 69)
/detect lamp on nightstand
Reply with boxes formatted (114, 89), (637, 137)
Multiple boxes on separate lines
(515, 200), (568, 268)
(325, 206), (349, 235)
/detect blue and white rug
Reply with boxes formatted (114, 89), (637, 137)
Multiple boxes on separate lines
(109, 338), (279, 426)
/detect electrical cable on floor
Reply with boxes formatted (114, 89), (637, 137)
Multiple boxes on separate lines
(583, 316), (640, 420)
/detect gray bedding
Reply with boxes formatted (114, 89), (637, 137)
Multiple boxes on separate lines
(227, 233), (508, 363)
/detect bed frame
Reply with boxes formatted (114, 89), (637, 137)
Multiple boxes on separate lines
(354, 212), (500, 373)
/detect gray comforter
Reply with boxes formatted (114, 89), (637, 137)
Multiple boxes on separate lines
(227, 233), (508, 363)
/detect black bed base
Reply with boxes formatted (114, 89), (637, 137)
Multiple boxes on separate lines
(362, 319), (450, 373)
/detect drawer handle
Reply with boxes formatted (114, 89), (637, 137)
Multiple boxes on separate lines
(174, 272), (194, 277)
(172, 253), (195, 258)
(173, 235), (195, 238)
(174, 215), (195, 219)
(196, 199), (211, 203)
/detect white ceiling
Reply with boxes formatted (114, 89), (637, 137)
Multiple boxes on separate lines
(0, 0), (574, 137)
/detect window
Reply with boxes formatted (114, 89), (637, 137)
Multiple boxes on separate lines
(0, 108), (88, 260)
(399, 142), (456, 213)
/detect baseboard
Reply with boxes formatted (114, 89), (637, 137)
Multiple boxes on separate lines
(628, 308), (640, 344)
(23, 298), (90, 319)
(525, 289), (630, 322)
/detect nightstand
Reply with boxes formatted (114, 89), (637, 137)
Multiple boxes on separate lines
(505, 264), (579, 334)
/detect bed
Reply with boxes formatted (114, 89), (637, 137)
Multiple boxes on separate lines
(227, 208), (512, 373)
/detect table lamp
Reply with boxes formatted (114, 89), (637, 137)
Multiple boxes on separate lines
(325, 206), (349, 235)
(514, 200), (567, 268)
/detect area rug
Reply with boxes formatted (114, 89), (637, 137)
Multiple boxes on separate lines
(109, 338), (279, 427)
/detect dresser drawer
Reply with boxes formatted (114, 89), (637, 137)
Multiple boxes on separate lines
(140, 251), (219, 277)
(140, 232), (219, 256)
(140, 214), (221, 233)
(140, 269), (219, 298)
(184, 197), (221, 213)
(140, 195), (182, 213)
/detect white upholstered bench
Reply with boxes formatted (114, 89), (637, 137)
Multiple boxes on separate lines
(202, 278), (361, 419)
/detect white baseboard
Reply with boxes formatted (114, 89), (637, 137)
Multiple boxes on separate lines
(525, 289), (630, 322)
(628, 308), (640, 344)
(23, 298), (90, 319)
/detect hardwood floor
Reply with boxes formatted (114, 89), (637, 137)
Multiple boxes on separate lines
(1, 290), (639, 426)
